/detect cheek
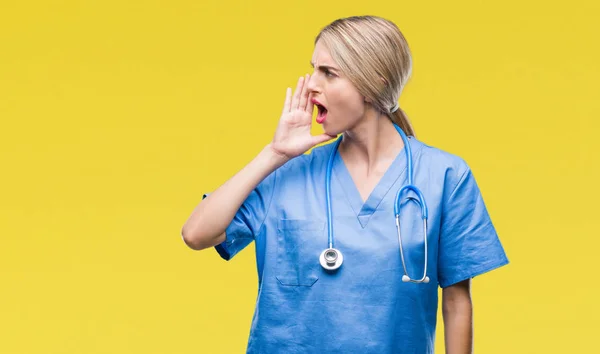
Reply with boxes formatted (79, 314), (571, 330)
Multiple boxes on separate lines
(329, 84), (365, 113)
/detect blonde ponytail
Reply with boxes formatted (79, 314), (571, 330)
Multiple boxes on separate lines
(389, 108), (415, 137)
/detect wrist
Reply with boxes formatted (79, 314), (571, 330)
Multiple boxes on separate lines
(262, 143), (292, 167)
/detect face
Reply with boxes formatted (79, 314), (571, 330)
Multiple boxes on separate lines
(307, 40), (368, 135)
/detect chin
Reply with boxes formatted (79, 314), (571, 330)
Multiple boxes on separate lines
(321, 121), (340, 137)
(323, 118), (355, 137)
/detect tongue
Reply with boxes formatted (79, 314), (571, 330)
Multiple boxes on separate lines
(316, 109), (327, 124)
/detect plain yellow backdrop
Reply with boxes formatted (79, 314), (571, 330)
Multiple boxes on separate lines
(1, 0), (598, 353)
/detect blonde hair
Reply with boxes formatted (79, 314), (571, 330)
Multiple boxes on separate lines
(315, 16), (415, 136)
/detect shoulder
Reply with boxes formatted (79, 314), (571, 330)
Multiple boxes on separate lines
(265, 141), (336, 202)
(276, 140), (337, 176)
(412, 137), (471, 187)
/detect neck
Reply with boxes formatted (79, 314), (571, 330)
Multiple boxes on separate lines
(338, 112), (405, 175)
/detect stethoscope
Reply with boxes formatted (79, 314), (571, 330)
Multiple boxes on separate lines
(319, 123), (430, 284)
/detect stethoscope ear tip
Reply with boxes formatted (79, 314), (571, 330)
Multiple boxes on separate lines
(402, 275), (410, 282)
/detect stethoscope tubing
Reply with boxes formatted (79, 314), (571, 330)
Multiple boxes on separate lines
(323, 123), (429, 283)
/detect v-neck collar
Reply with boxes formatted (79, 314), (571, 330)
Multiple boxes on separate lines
(331, 137), (422, 229)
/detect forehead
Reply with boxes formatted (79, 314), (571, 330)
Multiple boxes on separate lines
(311, 40), (335, 65)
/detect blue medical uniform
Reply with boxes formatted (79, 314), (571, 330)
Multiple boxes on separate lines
(208, 136), (508, 353)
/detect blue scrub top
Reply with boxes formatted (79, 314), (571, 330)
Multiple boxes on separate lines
(207, 136), (509, 353)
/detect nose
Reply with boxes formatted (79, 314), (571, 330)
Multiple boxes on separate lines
(306, 72), (320, 94)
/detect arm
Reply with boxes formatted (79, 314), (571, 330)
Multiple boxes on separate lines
(181, 74), (335, 251)
(181, 144), (288, 250)
(442, 279), (473, 354)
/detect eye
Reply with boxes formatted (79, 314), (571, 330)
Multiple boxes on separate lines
(324, 69), (336, 78)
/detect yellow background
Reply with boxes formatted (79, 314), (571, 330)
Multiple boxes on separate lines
(1, 0), (598, 353)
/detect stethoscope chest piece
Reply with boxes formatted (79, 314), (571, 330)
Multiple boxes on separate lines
(402, 275), (430, 283)
(320, 248), (343, 271)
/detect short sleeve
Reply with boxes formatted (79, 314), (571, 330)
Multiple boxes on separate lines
(438, 165), (509, 288)
(208, 170), (277, 261)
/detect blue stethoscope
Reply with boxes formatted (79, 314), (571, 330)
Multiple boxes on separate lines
(319, 123), (430, 284)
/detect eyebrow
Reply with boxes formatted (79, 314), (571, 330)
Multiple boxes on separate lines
(310, 62), (340, 72)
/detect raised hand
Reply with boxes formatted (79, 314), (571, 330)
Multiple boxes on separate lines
(270, 74), (337, 160)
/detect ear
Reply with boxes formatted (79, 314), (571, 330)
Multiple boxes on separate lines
(364, 96), (372, 103)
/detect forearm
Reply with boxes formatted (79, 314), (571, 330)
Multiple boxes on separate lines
(181, 143), (289, 250)
(442, 280), (473, 354)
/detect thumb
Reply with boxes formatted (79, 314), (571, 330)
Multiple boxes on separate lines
(311, 133), (338, 146)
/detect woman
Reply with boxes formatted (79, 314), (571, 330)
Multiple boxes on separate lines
(182, 15), (508, 353)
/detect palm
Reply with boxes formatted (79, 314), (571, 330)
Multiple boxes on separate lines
(271, 74), (336, 159)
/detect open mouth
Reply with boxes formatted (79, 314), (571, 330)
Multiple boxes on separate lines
(315, 103), (328, 124)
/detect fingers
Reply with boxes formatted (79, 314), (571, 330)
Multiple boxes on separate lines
(298, 74), (310, 111)
(282, 87), (292, 115)
(284, 74), (312, 114)
(311, 133), (338, 146)
(307, 101), (315, 121)
(290, 76), (304, 111)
